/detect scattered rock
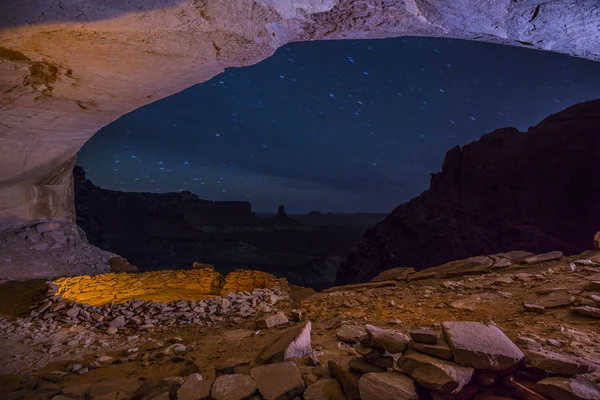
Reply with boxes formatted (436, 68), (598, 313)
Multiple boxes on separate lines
(256, 312), (289, 329)
(496, 251), (535, 261)
(525, 349), (597, 375)
(303, 378), (344, 400)
(180, 361), (201, 377)
(516, 337), (542, 351)
(335, 325), (367, 343)
(328, 359), (361, 400)
(348, 357), (386, 374)
(409, 329), (438, 344)
(442, 321), (524, 370)
(210, 374), (256, 400)
(538, 293), (574, 309)
(250, 362), (304, 400)
(409, 256), (493, 281)
(523, 251), (564, 265)
(254, 321), (312, 365)
(365, 324), (410, 354)
(370, 267), (415, 282)
(571, 306), (600, 318)
(87, 379), (140, 400)
(355, 341), (385, 360)
(397, 349), (474, 394)
(523, 303), (545, 313)
(177, 373), (212, 400)
(535, 375), (600, 400)
(408, 338), (454, 360)
(109, 315), (127, 328)
(501, 376), (547, 400)
(358, 372), (418, 400)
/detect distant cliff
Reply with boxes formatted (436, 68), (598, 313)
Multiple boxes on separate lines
(74, 166), (256, 263)
(337, 99), (600, 284)
(73, 166), (370, 289)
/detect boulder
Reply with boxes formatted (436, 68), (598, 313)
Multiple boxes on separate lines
(408, 338), (454, 361)
(442, 321), (524, 370)
(210, 374), (256, 400)
(409, 329), (438, 344)
(177, 374), (212, 400)
(335, 325), (367, 343)
(328, 359), (361, 400)
(523, 251), (563, 265)
(253, 321), (312, 365)
(535, 375), (600, 400)
(303, 378), (344, 400)
(358, 372), (418, 400)
(593, 232), (600, 250)
(397, 349), (474, 394)
(571, 306), (600, 318)
(256, 312), (289, 329)
(371, 267), (415, 282)
(365, 324), (410, 353)
(524, 349), (597, 375)
(250, 362), (304, 400)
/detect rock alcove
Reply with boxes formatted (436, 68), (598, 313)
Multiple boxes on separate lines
(1, 0), (600, 230)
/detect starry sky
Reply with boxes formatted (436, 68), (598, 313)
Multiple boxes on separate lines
(78, 37), (600, 214)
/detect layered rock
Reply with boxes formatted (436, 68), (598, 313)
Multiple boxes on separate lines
(49, 267), (286, 305)
(339, 100), (600, 284)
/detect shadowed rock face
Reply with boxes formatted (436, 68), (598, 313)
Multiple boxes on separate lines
(1, 0), (600, 230)
(337, 99), (600, 285)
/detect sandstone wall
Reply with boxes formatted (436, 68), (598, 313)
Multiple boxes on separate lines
(1, 0), (600, 229)
(52, 267), (288, 305)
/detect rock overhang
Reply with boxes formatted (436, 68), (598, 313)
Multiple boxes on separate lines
(1, 0), (599, 230)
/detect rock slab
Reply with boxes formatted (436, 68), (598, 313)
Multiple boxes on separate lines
(442, 321), (524, 370)
(358, 372), (418, 400)
(250, 362), (304, 400)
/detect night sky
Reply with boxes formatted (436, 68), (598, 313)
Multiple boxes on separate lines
(78, 37), (600, 214)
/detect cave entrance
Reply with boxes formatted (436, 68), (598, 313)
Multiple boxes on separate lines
(72, 36), (600, 289)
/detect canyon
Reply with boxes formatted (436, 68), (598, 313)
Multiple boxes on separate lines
(73, 165), (383, 290)
(339, 99), (600, 284)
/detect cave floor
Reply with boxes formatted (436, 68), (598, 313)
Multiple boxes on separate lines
(0, 255), (599, 397)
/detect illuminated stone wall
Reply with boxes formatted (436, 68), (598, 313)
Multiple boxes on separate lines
(52, 266), (289, 306)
